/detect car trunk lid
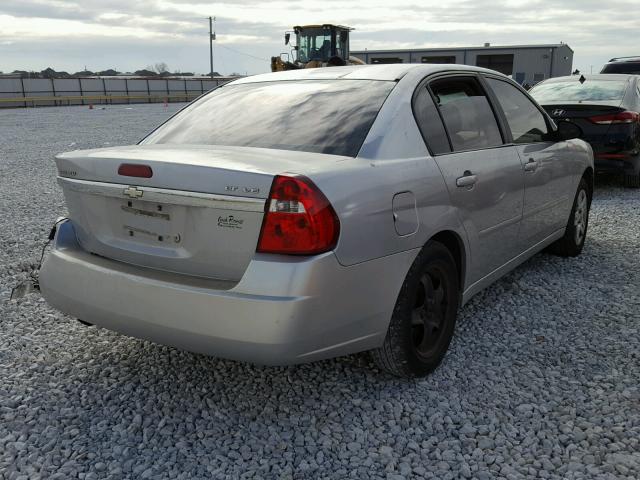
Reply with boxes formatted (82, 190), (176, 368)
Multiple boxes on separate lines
(55, 144), (345, 281)
(542, 101), (624, 120)
(542, 102), (628, 151)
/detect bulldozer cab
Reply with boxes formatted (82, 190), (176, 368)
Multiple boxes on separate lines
(272, 24), (361, 72)
(292, 24), (352, 64)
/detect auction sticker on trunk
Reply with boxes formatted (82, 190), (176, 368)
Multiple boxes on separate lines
(217, 215), (244, 229)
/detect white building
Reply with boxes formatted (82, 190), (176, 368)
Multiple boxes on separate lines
(351, 43), (574, 85)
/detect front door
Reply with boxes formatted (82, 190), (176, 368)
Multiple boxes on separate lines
(484, 77), (574, 247)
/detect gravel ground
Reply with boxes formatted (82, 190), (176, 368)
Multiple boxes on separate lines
(1, 104), (639, 480)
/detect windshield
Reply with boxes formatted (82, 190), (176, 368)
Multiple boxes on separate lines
(298, 28), (330, 63)
(142, 80), (395, 157)
(530, 79), (628, 103)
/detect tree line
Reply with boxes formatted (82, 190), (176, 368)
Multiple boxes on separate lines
(1, 63), (224, 78)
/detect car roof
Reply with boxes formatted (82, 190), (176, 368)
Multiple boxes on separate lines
(539, 74), (637, 83)
(230, 64), (505, 85)
(607, 56), (640, 63)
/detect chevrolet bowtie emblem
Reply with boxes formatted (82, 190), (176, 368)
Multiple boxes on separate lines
(123, 186), (143, 198)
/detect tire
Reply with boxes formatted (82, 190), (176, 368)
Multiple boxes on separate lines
(548, 177), (591, 257)
(624, 173), (640, 188)
(371, 241), (460, 378)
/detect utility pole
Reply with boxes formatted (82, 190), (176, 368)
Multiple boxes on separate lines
(209, 16), (216, 78)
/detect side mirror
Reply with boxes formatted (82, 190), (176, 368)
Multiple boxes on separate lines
(285, 33), (290, 45)
(555, 121), (582, 141)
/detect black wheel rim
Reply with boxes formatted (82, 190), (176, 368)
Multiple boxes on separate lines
(411, 266), (449, 358)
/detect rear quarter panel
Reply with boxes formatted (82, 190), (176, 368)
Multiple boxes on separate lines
(311, 155), (464, 267)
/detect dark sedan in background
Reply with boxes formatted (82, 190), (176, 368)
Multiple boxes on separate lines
(530, 74), (640, 187)
(601, 56), (640, 75)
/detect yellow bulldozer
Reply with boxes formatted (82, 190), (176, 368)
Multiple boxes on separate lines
(271, 24), (366, 72)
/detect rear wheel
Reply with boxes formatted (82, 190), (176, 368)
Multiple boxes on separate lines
(548, 177), (590, 257)
(371, 242), (460, 378)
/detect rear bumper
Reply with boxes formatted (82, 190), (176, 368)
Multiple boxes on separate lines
(40, 221), (416, 365)
(594, 154), (640, 175)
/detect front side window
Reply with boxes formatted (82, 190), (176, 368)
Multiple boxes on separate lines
(142, 80), (395, 157)
(486, 78), (549, 144)
(429, 77), (503, 152)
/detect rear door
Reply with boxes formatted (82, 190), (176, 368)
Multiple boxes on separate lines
(416, 75), (524, 283)
(484, 76), (574, 247)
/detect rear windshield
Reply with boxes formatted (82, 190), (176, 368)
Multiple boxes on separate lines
(142, 79), (395, 157)
(601, 63), (640, 74)
(530, 80), (628, 103)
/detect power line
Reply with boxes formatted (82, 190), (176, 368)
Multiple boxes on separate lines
(217, 44), (269, 62)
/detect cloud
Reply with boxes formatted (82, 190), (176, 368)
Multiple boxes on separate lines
(0, 0), (636, 75)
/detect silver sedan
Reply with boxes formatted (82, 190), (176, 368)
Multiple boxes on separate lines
(40, 64), (593, 377)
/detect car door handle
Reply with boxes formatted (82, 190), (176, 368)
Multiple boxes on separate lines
(524, 158), (538, 172)
(456, 171), (477, 188)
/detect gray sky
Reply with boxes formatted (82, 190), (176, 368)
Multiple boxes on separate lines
(0, 0), (637, 75)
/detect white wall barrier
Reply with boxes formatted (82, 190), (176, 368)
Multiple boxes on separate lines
(0, 77), (234, 108)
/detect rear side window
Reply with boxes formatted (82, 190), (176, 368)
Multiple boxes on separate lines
(429, 77), (503, 152)
(486, 78), (549, 144)
(142, 80), (395, 157)
(413, 86), (451, 154)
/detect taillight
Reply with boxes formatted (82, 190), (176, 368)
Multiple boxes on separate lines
(118, 163), (153, 178)
(595, 153), (630, 160)
(256, 175), (340, 255)
(588, 111), (640, 125)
